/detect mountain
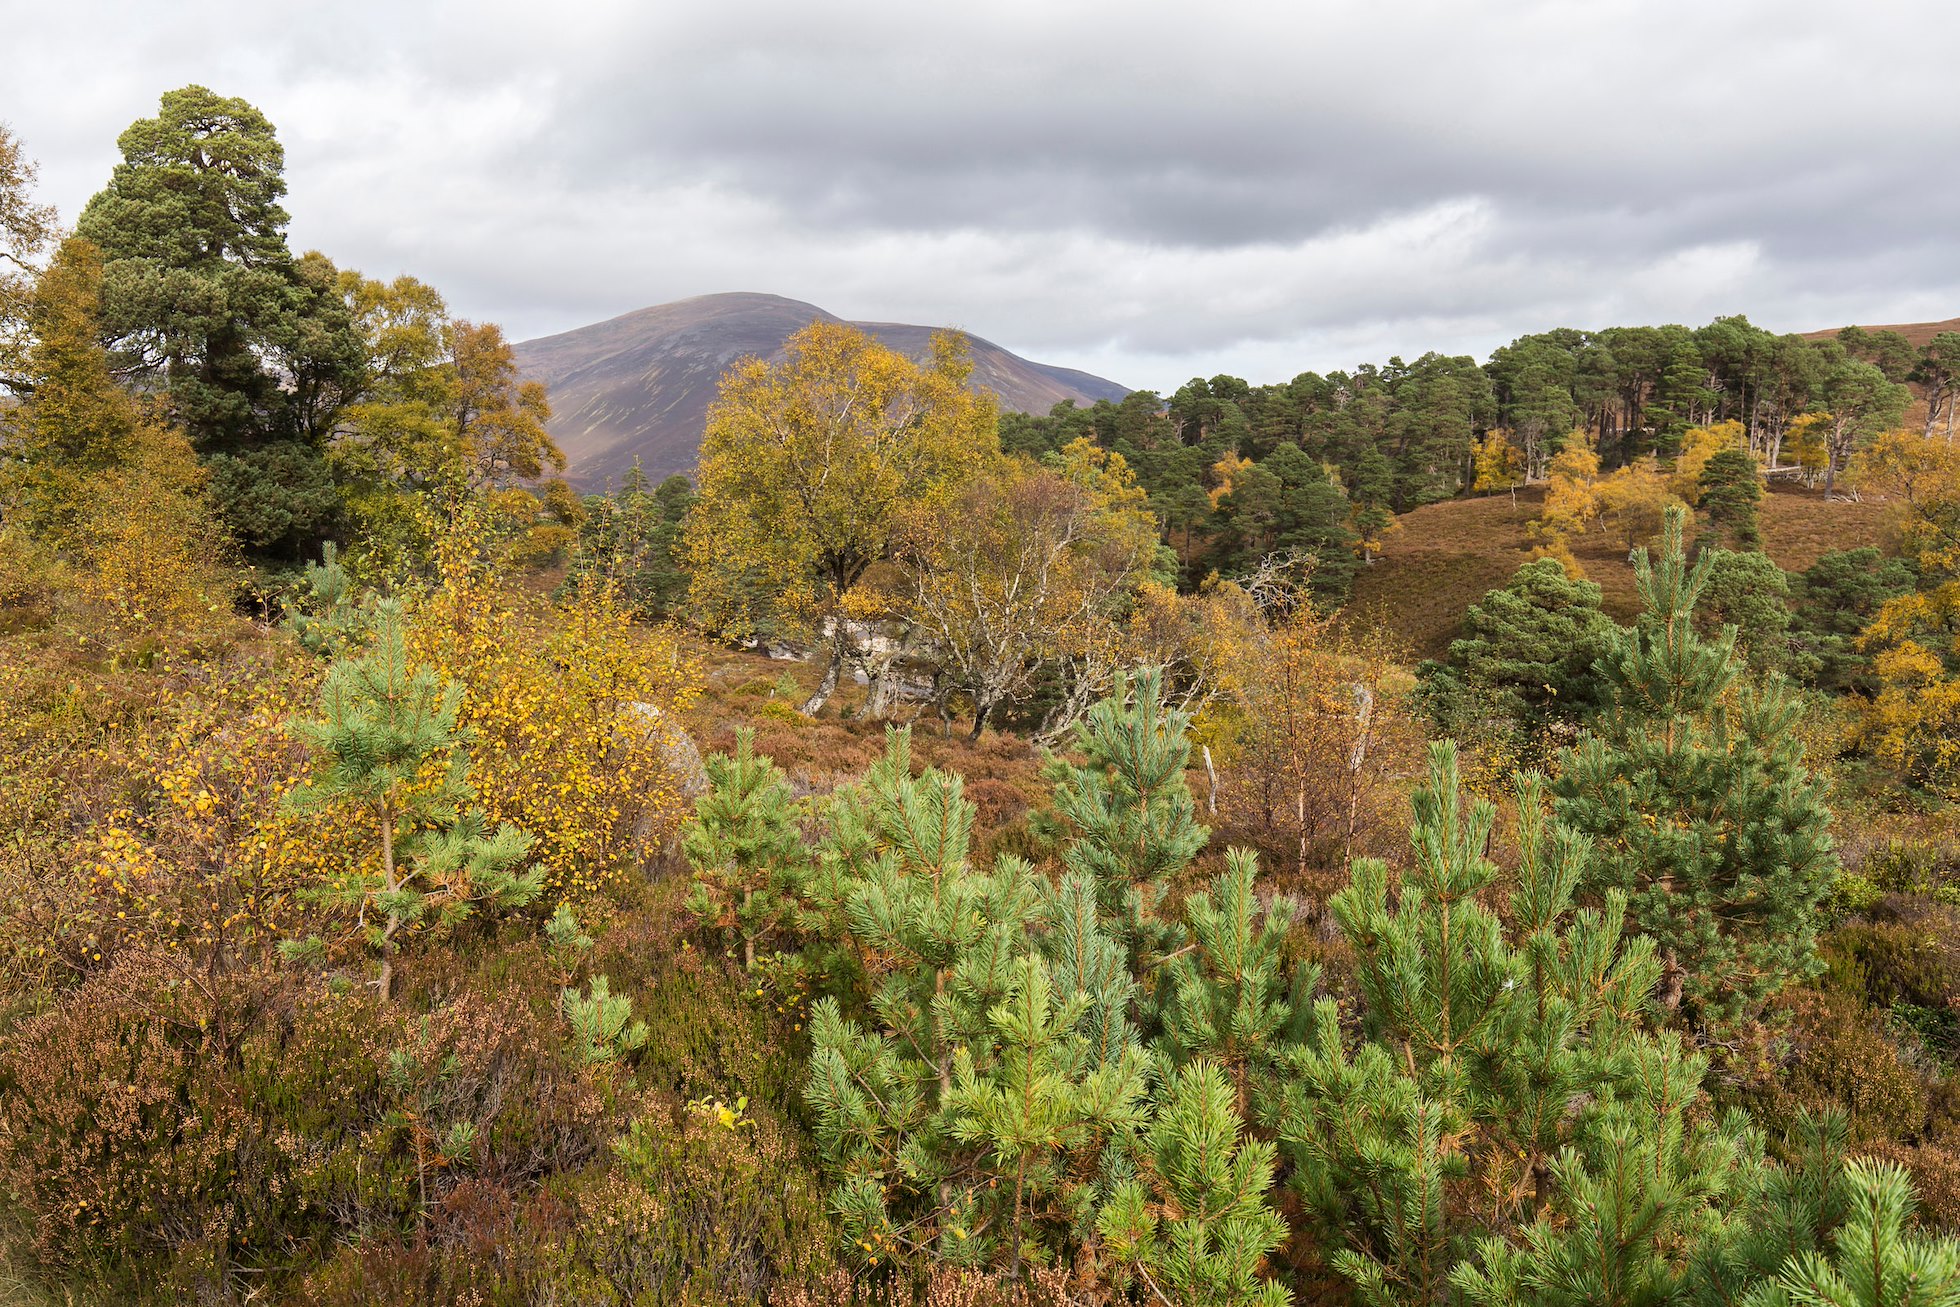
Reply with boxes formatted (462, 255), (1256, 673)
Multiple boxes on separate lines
(512, 292), (1131, 487)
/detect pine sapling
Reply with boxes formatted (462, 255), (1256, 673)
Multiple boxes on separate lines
(1098, 1060), (1291, 1307)
(282, 601), (541, 997)
(562, 974), (648, 1066)
(685, 726), (807, 967)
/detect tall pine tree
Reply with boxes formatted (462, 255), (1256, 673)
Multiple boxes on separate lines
(1698, 446), (1764, 550)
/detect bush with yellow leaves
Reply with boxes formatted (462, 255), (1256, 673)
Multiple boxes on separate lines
(71, 413), (234, 646)
(0, 621), (361, 992)
(408, 515), (701, 899)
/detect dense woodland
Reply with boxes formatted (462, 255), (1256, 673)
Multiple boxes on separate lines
(5, 86), (1960, 1306)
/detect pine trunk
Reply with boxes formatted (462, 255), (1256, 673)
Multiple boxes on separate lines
(378, 800), (399, 1001)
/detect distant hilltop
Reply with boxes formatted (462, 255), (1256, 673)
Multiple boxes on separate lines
(1801, 316), (1960, 348)
(512, 292), (1130, 487)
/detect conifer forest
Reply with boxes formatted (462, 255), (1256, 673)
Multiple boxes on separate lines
(7, 62), (1960, 1307)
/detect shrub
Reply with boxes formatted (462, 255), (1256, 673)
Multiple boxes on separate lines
(410, 534), (701, 899)
(0, 953), (263, 1291)
(1827, 916), (1960, 1008)
(772, 1266), (1111, 1307)
(558, 1102), (837, 1303)
(1862, 839), (1959, 899)
(963, 776), (1031, 828)
(0, 953), (609, 1297)
(1745, 990), (1930, 1145)
(1859, 1141), (1960, 1234)
(757, 698), (806, 724)
(595, 896), (811, 1111)
(1823, 909), (1960, 1065)
(285, 1182), (572, 1307)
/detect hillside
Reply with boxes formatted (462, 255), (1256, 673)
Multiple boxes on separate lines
(1348, 483), (1896, 658)
(1803, 316), (1960, 348)
(513, 292), (1130, 487)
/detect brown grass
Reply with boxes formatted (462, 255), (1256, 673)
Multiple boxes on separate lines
(1346, 484), (1897, 659)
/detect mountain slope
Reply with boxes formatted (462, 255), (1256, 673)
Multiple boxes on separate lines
(1346, 483), (1891, 658)
(513, 292), (1130, 487)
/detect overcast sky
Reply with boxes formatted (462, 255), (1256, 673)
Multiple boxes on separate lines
(9, 1), (1959, 393)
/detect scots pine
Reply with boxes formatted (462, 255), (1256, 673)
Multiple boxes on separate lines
(1048, 666), (1207, 979)
(1098, 1061), (1291, 1307)
(282, 601), (541, 997)
(1277, 742), (1730, 1307)
(1555, 506), (1836, 1027)
(777, 691), (1289, 1296)
(684, 727), (807, 967)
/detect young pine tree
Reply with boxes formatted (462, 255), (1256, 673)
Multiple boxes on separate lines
(1681, 1117), (1960, 1307)
(1158, 849), (1314, 1115)
(284, 601), (541, 997)
(793, 706), (1289, 1296)
(1451, 1038), (1757, 1307)
(1047, 666), (1208, 975)
(684, 727), (807, 968)
(1276, 743), (1748, 1307)
(1554, 506), (1835, 1028)
(1686, 1112), (1854, 1304)
(284, 541), (371, 656)
(1744, 1160), (1960, 1307)
(1097, 1061), (1291, 1307)
(802, 731), (1071, 1265)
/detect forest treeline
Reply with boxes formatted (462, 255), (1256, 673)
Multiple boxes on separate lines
(6, 86), (1960, 1307)
(993, 315), (1957, 592)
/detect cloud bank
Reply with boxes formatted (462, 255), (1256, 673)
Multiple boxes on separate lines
(10, 0), (1959, 391)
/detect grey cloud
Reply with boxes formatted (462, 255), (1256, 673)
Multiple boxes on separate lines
(7, 0), (1960, 394)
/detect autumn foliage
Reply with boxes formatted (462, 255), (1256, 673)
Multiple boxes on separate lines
(410, 510), (702, 898)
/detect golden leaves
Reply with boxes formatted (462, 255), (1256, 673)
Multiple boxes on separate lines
(409, 528), (701, 899)
(683, 321), (998, 642)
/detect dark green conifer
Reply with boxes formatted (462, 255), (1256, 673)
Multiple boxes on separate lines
(1415, 558), (1615, 764)
(1699, 446), (1764, 550)
(1555, 507), (1835, 1028)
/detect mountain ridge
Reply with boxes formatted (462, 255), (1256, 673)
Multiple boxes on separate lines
(513, 292), (1129, 487)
